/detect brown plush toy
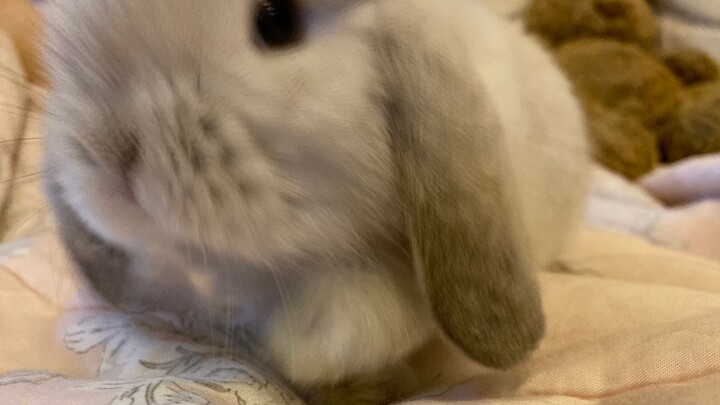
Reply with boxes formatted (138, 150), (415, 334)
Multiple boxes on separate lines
(525, 0), (659, 50)
(584, 97), (660, 179)
(525, 0), (720, 180)
(660, 50), (720, 162)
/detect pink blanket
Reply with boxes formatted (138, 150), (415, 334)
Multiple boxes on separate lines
(3, 227), (720, 404)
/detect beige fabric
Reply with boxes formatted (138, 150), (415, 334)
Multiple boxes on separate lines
(2, 227), (720, 404)
(402, 228), (720, 404)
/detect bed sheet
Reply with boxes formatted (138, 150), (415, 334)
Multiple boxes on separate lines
(3, 226), (720, 404)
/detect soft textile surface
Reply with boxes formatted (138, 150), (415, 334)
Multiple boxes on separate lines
(642, 153), (720, 204)
(642, 154), (720, 263)
(583, 157), (720, 265)
(0, 233), (304, 404)
(3, 225), (720, 404)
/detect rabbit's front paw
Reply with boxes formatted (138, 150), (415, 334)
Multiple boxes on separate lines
(267, 269), (431, 385)
(302, 363), (418, 405)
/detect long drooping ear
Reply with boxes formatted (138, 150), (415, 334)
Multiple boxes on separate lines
(376, 0), (545, 369)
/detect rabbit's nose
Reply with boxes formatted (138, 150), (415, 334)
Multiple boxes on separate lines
(594, 0), (629, 19)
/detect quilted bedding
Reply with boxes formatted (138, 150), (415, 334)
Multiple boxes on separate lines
(4, 1), (720, 404)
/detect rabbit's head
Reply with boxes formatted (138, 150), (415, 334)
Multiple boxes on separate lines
(43, 0), (403, 263)
(43, 0), (589, 370)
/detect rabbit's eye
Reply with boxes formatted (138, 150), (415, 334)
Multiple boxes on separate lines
(255, 0), (303, 48)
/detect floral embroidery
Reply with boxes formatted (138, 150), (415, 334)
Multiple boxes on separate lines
(0, 370), (64, 386)
(0, 310), (303, 404)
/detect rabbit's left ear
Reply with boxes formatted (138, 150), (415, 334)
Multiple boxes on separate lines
(376, 0), (545, 369)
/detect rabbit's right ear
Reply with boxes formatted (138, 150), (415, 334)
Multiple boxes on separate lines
(376, 0), (545, 369)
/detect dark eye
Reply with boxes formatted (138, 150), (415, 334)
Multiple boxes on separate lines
(255, 0), (303, 48)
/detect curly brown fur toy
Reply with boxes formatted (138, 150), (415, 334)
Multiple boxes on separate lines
(525, 0), (659, 50)
(525, 0), (720, 178)
(556, 39), (683, 138)
(665, 82), (720, 162)
(655, 48), (720, 162)
(661, 48), (720, 87)
(585, 99), (660, 179)
(525, 0), (667, 179)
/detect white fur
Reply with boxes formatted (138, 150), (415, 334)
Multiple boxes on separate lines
(469, 5), (591, 270)
(42, 0), (590, 395)
(267, 256), (434, 385)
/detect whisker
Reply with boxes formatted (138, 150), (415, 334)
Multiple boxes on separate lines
(0, 73), (31, 91)
(198, 241), (219, 355)
(0, 111), (43, 122)
(213, 215), (238, 356)
(219, 256), (232, 357)
(189, 218), (220, 356)
(54, 252), (76, 310)
(0, 101), (44, 113)
(269, 260), (296, 379)
(0, 106), (42, 115)
(0, 172), (43, 186)
(4, 204), (48, 241)
(0, 137), (43, 146)
(0, 71), (44, 97)
(0, 104), (45, 120)
(0, 64), (29, 80)
(0, 65), (45, 93)
(0, 96), (34, 240)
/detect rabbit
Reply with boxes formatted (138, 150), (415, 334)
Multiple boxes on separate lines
(40, 0), (591, 403)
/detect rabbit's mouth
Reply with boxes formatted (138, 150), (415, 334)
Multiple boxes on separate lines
(58, 162), (175, 258)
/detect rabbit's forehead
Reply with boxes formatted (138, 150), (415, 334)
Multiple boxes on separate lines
(43, 0), (384, 140)
(45, 1), (252, 56)
(44, 0), (374, 33)
(43, 0), (379, 81)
